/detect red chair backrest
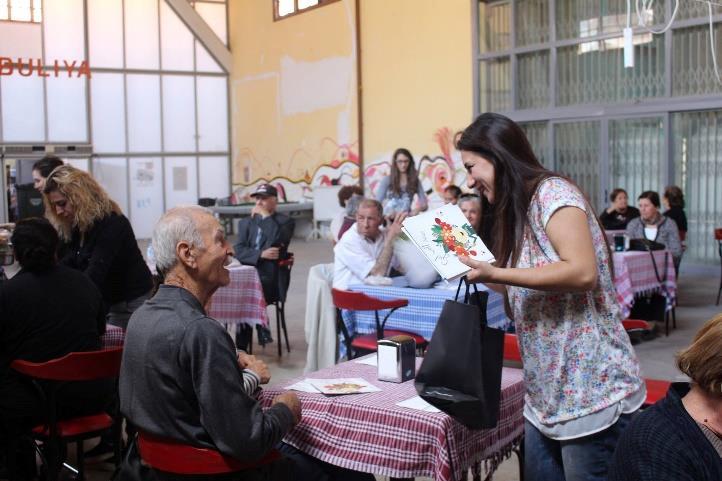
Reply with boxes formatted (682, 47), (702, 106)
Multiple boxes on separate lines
(331, 288), (408, 311)
(715, 228), (722, 241)
(137, 431), (280, 475)
(622, 319), (651, 331)
(503, 333), (522, 363)
(644, 378), (671, 406)
(278, 254), (294, 269)
(11, 347), (123, 381)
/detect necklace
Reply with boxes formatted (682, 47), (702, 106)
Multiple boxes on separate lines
(702, 418), (722, 440)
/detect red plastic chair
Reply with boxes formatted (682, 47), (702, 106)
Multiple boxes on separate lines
(622, 319), (652, 332)
(644, 378), (671, 407)
(331, 288), (426, 359)
(503, 333), (522, 364)
(10, 347), (123, 481)
(137, 431), (281, 475)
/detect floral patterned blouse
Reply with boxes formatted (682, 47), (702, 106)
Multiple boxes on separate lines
(507, 177), (643, 425)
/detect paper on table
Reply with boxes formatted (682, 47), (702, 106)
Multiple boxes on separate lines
(396, 396), (441, 413)
(285, 380), (321, 393)
(353, 354), (378, 366)
(306, 378), (381, 395)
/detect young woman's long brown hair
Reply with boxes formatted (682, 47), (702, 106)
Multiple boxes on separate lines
(389, 148), (420, 198)
(456, 113), (610, 271)
(43, 165), (122, 241)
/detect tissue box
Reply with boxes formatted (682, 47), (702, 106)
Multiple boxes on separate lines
(377, 335), (416, 383)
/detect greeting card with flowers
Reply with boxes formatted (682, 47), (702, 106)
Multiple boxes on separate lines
(401, 204), (494, 280)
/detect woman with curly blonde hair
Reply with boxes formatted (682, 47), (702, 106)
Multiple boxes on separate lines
(43, 165), (153, 329)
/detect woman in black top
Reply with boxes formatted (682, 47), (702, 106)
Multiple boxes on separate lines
(0, 218), (114, 481)
(663, 185), (688, 239)
(599, 188), (640, 230)
(43, 165), (152, 329)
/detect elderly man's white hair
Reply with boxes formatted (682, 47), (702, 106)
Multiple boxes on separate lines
(152, 205), (213, 273)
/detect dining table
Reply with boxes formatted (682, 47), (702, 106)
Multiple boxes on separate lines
(612, 249), (676, 319)
(341, 277), (511, 352)
(260, 357), (525, 481)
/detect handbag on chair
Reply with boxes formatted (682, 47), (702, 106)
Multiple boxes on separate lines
(414, 278), (504, 429)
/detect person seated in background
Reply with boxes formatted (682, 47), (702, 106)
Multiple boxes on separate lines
(43, 166), (153, 329)
(329, 185), (364, 243)
(663, 185), (688, 240)
(333, 199), (405, 290)
(459, 194), (482, 234)
(375, 148), (427, 220)
(443, 184), (462, 205)
(234, 183), (295, 346)
(600, 188), (640, 230)
(0, 218), (113, 481)
(608, 313), (722, 481)
(119, 206), (371, 481)
(31, 155), (64, 192)
(626, 190), (682, 265)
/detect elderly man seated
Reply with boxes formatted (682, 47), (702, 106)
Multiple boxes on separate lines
(333, 199), (405, 290)
(235, 183), (295, 346)
(119, 206), (372, 481)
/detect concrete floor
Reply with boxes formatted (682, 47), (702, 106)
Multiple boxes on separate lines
(9, 237), (721, 481)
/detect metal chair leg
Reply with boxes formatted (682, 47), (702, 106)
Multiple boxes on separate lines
(276, 304), (280, 357)
(280, 301), (291, 353)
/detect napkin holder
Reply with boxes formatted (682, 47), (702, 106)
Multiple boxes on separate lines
(377, 335), (416, 383)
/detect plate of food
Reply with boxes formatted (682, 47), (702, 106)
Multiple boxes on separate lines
(306, 378), (381, 395)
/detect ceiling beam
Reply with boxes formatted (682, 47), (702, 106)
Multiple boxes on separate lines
(164, 0), (232, 73)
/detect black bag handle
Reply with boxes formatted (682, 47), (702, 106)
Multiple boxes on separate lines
(455, 276), (480, 303)
(644, 243), (668, 286)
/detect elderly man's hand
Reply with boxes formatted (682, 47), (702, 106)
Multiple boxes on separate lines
(237, 352), (271, 384)
(251, 204), (270, 218)
(260, 247), (280, 260)
(273, 392), (302, 425)
(386, 212), (407, 239)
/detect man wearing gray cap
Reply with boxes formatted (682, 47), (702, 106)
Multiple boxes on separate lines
(234, 184), (295, 346)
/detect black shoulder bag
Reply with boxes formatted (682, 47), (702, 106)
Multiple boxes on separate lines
(415, 277), (505, 429)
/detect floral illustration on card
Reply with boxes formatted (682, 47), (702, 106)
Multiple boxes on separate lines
(431, 218), (478, 257)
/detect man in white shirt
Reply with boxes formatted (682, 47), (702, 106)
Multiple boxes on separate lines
(333, 199), (406, 290)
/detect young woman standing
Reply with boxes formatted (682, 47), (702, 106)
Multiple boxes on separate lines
(457, 113), (644, 481)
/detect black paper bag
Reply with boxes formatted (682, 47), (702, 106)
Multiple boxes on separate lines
(415, 278), (505, 429)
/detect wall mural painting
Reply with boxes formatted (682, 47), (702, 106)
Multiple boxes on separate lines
(231, 138), (360, 204)
(364, 127), (468, 209)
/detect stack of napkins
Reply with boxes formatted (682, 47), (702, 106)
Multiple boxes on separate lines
(286, 377), (381, 395)
(402, 204), (495, 280)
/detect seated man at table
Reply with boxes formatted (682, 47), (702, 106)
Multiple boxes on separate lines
(1, 218), (112, 481)
(626, 190), (682, 266)
(120, 206), (371, 481)
(234, 183), (295, 346)
(333, 199), (406, 290)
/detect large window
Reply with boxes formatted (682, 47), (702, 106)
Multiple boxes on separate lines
(0, 0), (42, 22)
(474, 0), (722, 262)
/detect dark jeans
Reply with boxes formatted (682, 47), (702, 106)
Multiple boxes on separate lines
(524, 413), (635, 481)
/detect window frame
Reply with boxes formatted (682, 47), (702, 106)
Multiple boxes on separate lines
(0, 0), (43, 23)
(272, 0), (341, 22)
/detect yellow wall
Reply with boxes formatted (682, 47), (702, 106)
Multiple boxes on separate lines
(228, 0), (359, 201)
(228, 0), (473, 204)
(361, 0), (473, 206)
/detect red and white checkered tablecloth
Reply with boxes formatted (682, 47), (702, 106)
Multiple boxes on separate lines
(260, 361), (525, 481)
(208, 265), (269, 327)
(613, 250), (677, 319)
(101, 324), (125, 348)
